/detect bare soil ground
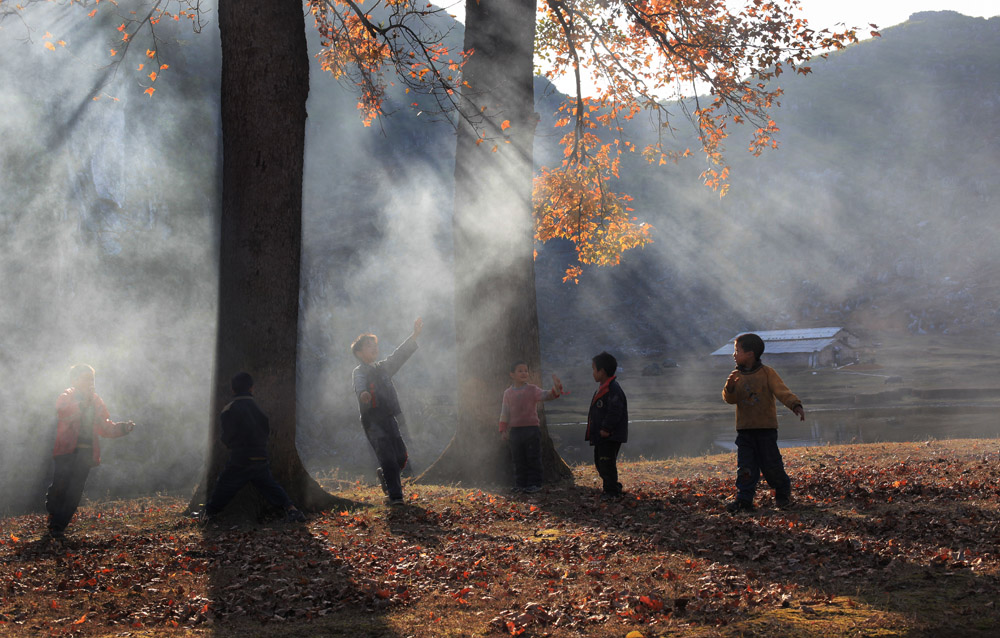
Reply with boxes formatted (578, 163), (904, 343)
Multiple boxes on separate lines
(3, 437), (1000, 637)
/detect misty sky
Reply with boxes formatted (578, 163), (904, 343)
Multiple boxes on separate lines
(442, 1), (999, 30)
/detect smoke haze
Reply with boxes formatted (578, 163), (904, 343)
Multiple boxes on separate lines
(1, 6), (997, 511)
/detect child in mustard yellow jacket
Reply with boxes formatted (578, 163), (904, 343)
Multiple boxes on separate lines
(722, 333), (804, 512)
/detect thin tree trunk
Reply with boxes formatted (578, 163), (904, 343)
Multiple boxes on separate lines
(420, 0), (572, 486)
(190, 0), (337, 515)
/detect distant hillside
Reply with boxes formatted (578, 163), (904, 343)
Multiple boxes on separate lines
(532, 10), (1000, 363)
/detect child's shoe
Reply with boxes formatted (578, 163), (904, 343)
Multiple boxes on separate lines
(387, 497), (406, 507)
(285, 507), (307, 522)
(725, 499), (755, 513)
(775, 497), (793, 510)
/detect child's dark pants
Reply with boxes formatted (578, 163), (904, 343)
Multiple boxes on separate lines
(365, 417), (408, 500)
(206, 457), (294, 515)
(594, 440), (623, 494)
(735, 429), (790, 504)
(509, 426), (543, 489)
(46, 449), (93, 533)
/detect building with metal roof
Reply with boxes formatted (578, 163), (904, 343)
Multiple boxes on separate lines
(711, 327), (861, 368)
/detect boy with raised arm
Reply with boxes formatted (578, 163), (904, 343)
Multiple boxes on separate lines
(352, 318), (422, 505)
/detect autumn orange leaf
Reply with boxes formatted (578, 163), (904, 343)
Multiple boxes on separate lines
(144, 87), (155, 96)
(500, 119), (511, 131)
(73, 614), (87, 625)
(149, 71), (157, 82)
(44, 42), (55, 51)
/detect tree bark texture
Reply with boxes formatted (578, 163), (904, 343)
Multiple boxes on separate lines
(420, 0), (572, 485)
(192, 0), (337, 514)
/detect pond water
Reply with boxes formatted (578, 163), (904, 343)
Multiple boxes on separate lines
(547, 404), (1000, 465)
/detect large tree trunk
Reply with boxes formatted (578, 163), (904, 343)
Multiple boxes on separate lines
(419, 0), (572, 486)
(190, 0), (337, 515)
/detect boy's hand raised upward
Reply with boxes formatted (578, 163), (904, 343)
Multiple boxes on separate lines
(412, 317), (423, 339)
(551, 373), (564, 396)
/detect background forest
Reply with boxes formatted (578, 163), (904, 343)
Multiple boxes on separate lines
(0, 8), (997, 512)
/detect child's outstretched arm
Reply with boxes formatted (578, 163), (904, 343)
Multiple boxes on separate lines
(381, 317), (423, 377)
(768, 368), (804, 420)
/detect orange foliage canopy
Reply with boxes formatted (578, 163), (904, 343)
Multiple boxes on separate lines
(533, 0), (870, 280)
(304, 0), (870, 281)
(22, 0), (872, 281)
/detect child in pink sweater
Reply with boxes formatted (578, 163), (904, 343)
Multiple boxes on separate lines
(499, 361), (563, 493)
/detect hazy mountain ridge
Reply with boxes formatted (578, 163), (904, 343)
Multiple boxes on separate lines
(533, 10), (1000, 363)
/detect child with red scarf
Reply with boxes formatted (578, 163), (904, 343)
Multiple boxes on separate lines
(586, 351), (628, 498)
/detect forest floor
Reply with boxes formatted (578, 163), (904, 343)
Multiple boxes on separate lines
(3, 438), (1000, 638)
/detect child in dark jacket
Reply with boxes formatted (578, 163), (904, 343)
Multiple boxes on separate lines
(45, 364), (136, 540)
(204, 372), (306, 522)
(351, 318), (422, 505)
(722, 333), (805, 513)
(586, 351), (628, 498)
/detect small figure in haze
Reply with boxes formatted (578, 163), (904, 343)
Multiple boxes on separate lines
(351, 318), (422, 506)
(722, 333), (805, 513)
(45, 364), (136, 541)
(203, 372), (306, 522)
(586, 351), (628, 499)
(498, 361), (563, 494)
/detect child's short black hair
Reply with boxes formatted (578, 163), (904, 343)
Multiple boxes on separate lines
(592, 351), (618, 377)
(351, 333), (377, 358)
(231, 371), (254, 394)
(736, 333), (765, 361)
(509, 360), (528, 373)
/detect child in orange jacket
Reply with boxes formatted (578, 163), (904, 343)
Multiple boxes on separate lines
(46, 364), (135, 539)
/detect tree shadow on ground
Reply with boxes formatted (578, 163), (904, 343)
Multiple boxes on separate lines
(201, 496), (402, 637)
(505, 477), (1000, 635)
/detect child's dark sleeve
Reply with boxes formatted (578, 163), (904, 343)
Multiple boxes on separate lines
(352, 366), (370, 402)
(381, 335), (419, 378)
(220, 407), (237, 449)
(604, 387), (627, 435)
